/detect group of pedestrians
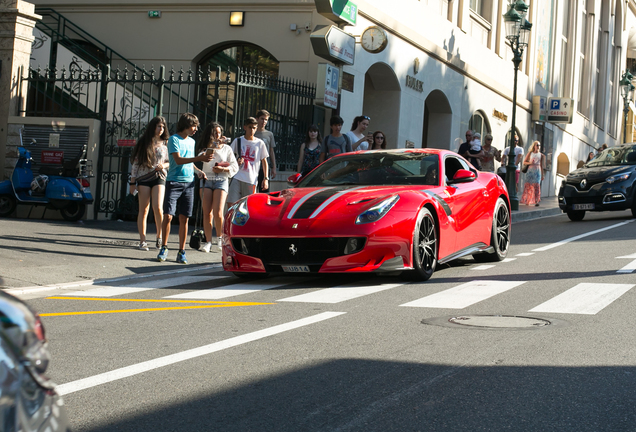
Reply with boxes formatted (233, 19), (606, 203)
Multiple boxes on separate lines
(129, 110), (274, 263)
(458, 129), (546, 206)
(129, 111), (385, 263)
(296, 115), (387, 175)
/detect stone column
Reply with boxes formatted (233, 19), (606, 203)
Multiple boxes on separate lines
(0, 0), (40, 180)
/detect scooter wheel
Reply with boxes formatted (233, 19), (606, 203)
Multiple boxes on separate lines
(0, 195), (16, 217)
(60, 202), (85, 221)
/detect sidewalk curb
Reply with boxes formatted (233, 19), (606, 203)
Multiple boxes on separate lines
(512, 207), (562, 223)
(3, 263), (223, 296)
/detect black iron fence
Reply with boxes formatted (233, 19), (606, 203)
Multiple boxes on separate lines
(20, 65), (316, 219)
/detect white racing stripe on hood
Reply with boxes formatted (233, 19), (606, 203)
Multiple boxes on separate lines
(287, 187), (333, 219)
(309, 186), (367, 219)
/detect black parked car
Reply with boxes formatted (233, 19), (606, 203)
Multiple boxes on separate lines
(0, 290), (69, 431)
(558, 143), (636, 221)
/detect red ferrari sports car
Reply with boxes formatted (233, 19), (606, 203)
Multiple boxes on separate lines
(222, 149), (511, 281)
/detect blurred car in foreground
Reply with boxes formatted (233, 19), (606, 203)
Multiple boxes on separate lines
(0, 290), (69, 431)
(558, 143), (636, 221)
(223, 149), (511, 281)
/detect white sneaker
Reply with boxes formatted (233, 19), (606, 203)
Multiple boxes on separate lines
(217, 237), (223, 250)
(200, 242), (212, 253)
(137, 241), (149, 251)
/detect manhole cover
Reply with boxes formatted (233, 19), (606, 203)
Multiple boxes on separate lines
(422, 315), (568, 330)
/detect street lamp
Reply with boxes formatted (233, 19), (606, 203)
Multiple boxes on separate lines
(503, 0), (532, 211)
(620, 70), (635, 143)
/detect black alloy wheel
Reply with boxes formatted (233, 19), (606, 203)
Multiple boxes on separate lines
(474, 197), (510, 262)
(402, 207), (437, 281)
(60, 202), (86, 221)
(0, 195), (17, 217)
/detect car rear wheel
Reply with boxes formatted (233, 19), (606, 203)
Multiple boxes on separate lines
(567, 209), (585, 221)
(474, 197), (510, 262)
(402, 207), (437, 281)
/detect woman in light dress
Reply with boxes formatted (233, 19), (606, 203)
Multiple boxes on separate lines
(520, 141), (545, 206)
(346, 115), (371, 151)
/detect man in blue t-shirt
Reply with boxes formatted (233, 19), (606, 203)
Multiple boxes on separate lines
(157, 113), (212, 264)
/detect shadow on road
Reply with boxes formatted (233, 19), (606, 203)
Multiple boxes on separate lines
(76, 359), (636, 432)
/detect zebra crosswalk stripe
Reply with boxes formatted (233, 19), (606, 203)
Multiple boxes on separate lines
(399, 280), (526, 309)
(529, 283), (635, 315)
(278, 283), (402, 304)
(64, 276), (226, 297)
(163, 279), (302, 300)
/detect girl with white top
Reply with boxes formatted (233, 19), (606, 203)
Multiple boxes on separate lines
(196, 122), (239, 252)
(129, 116), (170, 251)
(347, 115), (372, 151)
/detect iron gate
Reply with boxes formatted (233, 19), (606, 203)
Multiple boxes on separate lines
(21, 65), (316, 219)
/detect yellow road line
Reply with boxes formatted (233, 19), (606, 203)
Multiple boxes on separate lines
(40, 304), (272, 316)
(42, 296), (274, 317)
(47, 296), (274, 305)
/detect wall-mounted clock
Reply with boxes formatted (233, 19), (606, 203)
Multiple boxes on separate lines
(361, 26), (388, 53)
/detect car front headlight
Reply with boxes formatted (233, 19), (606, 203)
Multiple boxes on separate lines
(231, 198), (250, 226)
(606, 173), (631, 184)
(355, 195), (399, 224)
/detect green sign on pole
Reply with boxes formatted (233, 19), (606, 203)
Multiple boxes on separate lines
(315, 0), (357, 26)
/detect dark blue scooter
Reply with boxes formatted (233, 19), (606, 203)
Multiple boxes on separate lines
(0, 131), (94, 221)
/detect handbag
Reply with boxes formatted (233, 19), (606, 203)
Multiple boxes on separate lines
(189, 193), (206, 250)
(521, 163), (529, 173)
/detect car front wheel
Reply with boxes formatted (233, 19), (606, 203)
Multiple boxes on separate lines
(567, 209), (585, 221)
(402, 207), (437, 281)
(474, 197), (510, 262)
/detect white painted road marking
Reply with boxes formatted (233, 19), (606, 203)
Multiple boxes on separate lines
(278, 283), (402, 304)
(515, 253), (534, 257)
(64, 276), (228, 297)
(471, 265), (496, 271)
(502, 258), (517, 262)
(164, 279), (301, 300)
(529, 283), (635, 315)
(56, 311), (346, 395)
(617, 253), (636, 274)
(532, 220), (635, 252)
(400, 280), (526, 309)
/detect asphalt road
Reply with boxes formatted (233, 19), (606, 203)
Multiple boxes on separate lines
(6, 209), (636, 431)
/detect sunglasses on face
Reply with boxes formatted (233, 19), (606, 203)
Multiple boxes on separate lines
(375, 136), (385, 140)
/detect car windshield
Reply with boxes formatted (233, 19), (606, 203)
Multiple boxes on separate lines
(298, 152), (440, 187)
(586, 145), (636, 167)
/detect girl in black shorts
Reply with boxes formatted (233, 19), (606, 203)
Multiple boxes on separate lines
(129, 116), (170, 251)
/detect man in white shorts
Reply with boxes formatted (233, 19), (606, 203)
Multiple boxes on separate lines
(227, 117), (269, 207)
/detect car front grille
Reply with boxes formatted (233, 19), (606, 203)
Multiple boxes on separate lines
(232, 237), (366, 264)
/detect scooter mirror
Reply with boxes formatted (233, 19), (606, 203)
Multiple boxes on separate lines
(31, 139), (37, 145)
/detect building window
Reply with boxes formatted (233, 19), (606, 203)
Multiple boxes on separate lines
(468, 111), (490, 139)
(423, 0), (449, 18)
(198, 43), (279, 76)
(594, 23), (607, 129)
(609, 44), (620, 137)
(557, 0), (571, 97)
(577, 5), (589, 115)
(469, 0), (482, 15)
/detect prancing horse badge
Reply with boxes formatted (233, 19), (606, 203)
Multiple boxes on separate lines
(289, 244), (297, 255)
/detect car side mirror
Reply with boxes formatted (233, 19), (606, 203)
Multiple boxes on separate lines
(287, 173), (302, 186)
(448, 169), (476, 184)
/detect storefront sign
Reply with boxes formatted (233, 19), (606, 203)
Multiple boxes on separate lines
(117, 139), (136, 147)
(532, 95), (547, 122)
(406, 75), (423, 92)
(315, 0), (357, 25)
(41, 150), (64, 164)
(316, 63), (339, 109)
(310, 25), (355, 65)
(547, 97), (573, 123)
(493, 109), (508, 122)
